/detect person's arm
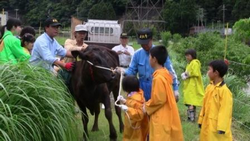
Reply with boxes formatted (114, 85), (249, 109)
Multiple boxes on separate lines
(217, 89), (233, 133)
(164, 56), (179, 91)
(126, 100), (145, 121)
(10, 39), (30, 61)
(145, 77), (166, 115)
(186, 61), (200, 77)
(125, 52), (138, 75)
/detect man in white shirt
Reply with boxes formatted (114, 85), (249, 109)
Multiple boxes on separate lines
(112, 33), (134, 68)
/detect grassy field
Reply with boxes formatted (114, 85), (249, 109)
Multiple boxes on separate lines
(55, 36), (249, 140)
(74, 89), (250, 141)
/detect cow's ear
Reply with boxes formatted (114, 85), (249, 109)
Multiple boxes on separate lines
(71, 51), (79, 58)
(72, 50), (89, 60)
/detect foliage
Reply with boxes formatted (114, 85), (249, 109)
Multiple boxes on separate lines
(172, 33), (182, 43)
(88, 2), (116, 20)
(170, 32), (250, 80)
(0, 63), (79, 141)
(163, 0), (197, 34)
(161, 31), (172, 47)
(233, 18), (250, 43)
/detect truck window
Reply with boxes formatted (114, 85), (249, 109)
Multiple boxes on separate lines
(91, 27), (113, 35)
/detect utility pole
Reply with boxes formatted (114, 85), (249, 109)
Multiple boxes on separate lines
(15, 9), (19, 19)
(222, 4), (226, 32)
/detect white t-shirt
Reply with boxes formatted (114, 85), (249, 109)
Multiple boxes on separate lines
(112, 44), (134, 67)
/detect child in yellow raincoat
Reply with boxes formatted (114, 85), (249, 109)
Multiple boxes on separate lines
(145, 45), (184, 141)
(117, 75), (149, 141)
(198, 60), (233, 141)
(181, 49), (204, 122)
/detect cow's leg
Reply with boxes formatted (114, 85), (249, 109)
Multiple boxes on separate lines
(91, 103), (100, 131)
(103, 87), (117, 141)
(81, 106), (89, 141)
(112, 87), (124, 133)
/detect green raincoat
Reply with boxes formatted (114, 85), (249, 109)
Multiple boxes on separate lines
(183, 59), (204, 106)
(0, 30), (30, 64)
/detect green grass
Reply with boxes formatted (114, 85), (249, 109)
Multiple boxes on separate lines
(76, 88), (250, 141)
(0, 63), (79, 141)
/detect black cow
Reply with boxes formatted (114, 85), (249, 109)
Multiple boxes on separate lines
(70, 46), (123, 141)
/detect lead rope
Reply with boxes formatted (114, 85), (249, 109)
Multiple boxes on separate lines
(114, 71), (140, 130)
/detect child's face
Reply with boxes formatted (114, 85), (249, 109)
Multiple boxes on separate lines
(207, 66), (218, 80)
(149, 54), (156, 68)
(25, 42), (34, 51)
(185, 54), (193, 62)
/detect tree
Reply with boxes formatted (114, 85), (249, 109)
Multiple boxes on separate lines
(163, 0), (197, 34)
(233, 18), (250, 44)
(88, 2), (116, 20)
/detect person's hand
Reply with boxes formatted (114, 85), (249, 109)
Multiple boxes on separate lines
(142, 104), (146, 114)
(174, 90), (179, 102)
(123, 50), (130, 55)
(117, 95), (126, 104)
(117, 51), (123, 55)
(181, 72), (188, 80)
(115, 67), (125, 74)
(64, 62), (74, 71)
(120, 105), (128, 112)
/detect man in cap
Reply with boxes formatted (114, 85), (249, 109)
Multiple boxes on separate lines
(124, 28), (180, 102)
(30, 17), (83, 72)
(112, 33), (134, 68)
(63, 24), (88, 63)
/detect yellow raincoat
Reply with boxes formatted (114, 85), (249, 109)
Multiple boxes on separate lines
(146, 68), (184, 141)
(198, 81), (233, 141)
(123, 89), (149, 141)
(183, 59), (204, 106)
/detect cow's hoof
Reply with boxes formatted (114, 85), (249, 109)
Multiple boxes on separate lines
(91, 127), (99, 132)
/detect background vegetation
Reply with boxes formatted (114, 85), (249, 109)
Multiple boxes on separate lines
(1, 0), (250, 35)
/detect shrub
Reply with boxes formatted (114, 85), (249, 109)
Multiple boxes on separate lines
(172, 33), (182, 43)
(0, 63), (79, 141)
(161, 31), (172, 47)
(233, 18), (250, 44)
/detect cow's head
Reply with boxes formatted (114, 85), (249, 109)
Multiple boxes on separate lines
(72, 45), (119, 84)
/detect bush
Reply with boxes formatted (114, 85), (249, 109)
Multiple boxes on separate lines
(161, 31), (172, 47)
(233, 18), (250, 44)
(0, 63), (79, 141)
(172, 33), (182, 43)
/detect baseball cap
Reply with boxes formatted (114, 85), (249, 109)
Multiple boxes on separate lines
(44, 17), (62, 27)
(75, 24), (88, 32)
(120, 33), (128, 38)
(137, 28), (153, 44)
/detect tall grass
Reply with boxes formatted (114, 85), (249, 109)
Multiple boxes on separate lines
(0, 63), (79, 141)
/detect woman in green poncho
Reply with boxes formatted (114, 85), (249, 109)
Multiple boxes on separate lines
(0, 18), (30, 64)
